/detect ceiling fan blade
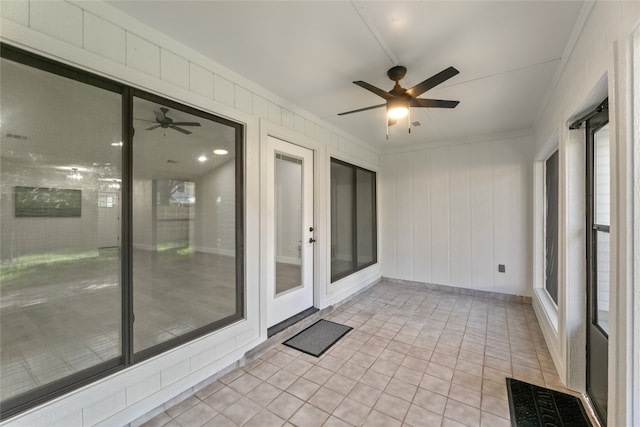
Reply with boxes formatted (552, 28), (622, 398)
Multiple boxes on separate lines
(410, 98), (460, 108)
(170, 126), (192, 135)
(406, 66), (459, 98)
(171, 122), (201, 127)
(337, 103), (386, 116)
(153, 110), (166, 121)
(146, 125), (161, 131)
(353, 81), (392, 100)
(135, 117), (156, 123)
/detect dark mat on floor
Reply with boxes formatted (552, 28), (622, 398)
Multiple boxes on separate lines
(283, 319), (352, 357)
(506, 378), (593, 427)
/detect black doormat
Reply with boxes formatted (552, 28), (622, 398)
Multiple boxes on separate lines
(283, 319), (352, 357)
(506, 378), (593, 427)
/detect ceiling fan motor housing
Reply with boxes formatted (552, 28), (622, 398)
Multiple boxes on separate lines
(387, 65), (407, 82)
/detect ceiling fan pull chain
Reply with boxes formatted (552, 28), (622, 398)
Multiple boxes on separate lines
(408, 108), (411, 134)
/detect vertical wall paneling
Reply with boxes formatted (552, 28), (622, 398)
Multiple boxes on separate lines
(449, 144), (472, 287)
(380, 155), (397, 278)
(469, 141), (495, 290)
(411, 150), (432, 283)
(395, 152), (414, 280)
(492, 140), (515, 293)
(429, 146), (451, 285)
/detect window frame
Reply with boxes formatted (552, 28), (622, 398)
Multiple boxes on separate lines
(0, 43), (245, 419)
(330, 157), (377, 283)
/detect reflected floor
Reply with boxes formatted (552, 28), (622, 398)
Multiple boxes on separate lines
(275, 262), (301, 294)
(0, 248), (236, 401)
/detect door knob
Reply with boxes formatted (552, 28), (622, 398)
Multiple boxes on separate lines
(309, 238), (316, 243)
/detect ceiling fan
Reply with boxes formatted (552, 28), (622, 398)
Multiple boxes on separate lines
(338, 65), (460, 133)
(145, 107), (201, 135)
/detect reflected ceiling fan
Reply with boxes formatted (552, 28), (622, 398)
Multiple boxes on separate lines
(338, 65), (460, 136)
(144, 107), (201, 135)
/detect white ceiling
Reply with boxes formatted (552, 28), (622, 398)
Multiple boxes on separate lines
(108, 1), (584, 150)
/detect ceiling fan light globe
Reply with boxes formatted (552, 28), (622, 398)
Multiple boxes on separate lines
(387, 106), (409, 119)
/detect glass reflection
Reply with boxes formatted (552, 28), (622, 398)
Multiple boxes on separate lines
(132, 96), (238, 352)
(0, 58), (122, 402)
(274, 153), (303, 295)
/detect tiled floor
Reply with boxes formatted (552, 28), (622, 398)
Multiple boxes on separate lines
(141, 279), (576, 427)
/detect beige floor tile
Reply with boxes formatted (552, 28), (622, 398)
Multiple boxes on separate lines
(480, 410), (511, 427)
(308, 386), (344, 413)
(347, 382), (383, 407)
(173, 402), (217, 427)
(246, 381), (281, 406)
(360, 369), (391, 390)
(384, 377), (417, 402)
(404, 404), (443, 427)
(242, 409), (285, 427)
(203, 387), (242, 413)
(324, 373), (356, 395)
(267, 391), (304, 419)
(444, 399), (481, 427)
(413, 387), (448, 415)
(223, 396), (262, 425)
(363, 409), (402, 427)
(286, 377), (321, 401)
(373, 392), (410, 421)
(289, 403), (330, 427)
(332, 397), (372, 426)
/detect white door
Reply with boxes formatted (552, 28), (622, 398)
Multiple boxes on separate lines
(266, 136), (314, 327)
(98, 192), (120, 248)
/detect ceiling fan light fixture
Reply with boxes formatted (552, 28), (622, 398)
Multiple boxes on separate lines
(213, 149), (228, 156)
(386, 97), (410, 120)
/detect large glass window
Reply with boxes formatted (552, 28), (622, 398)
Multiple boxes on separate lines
(0, 55), (123, 404)
(330, 159), (377, 282)
(0, 45), (244, 418)
(132, 94), (243, 356)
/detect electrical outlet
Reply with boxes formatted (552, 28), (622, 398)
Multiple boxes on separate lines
(498, 264), (506, 273)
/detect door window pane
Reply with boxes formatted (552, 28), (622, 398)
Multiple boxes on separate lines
(0, 58), (122, 401)
(275, 153), (303, 295)
(594, 124), (610, 226)
(545, 150), (559, 304)
(132, 96), (241, 353)
(595, 230), (610, 333)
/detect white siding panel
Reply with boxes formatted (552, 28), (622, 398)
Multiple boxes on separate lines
(449, 144), (472, 287)
(213, 75), (235, 107)
(268, 102), (282, 125)
(83, 12), (126, 64)
(161, 49), (189, 90)
(429, 147), (450, 285)
(82, 391), (127, 426)
(469, 142), (495, 291)
(234, 85), (253, 115)
(252, 94), (269, 119)
(0, 0), (29, 26)
(30, 1), (82, 47)
(189, 63), (214, 100)
(411, 150), (431, 283)
(395, 152), (414, 280)
(282, 109), (294, 130)
(126, 33), (160, 78)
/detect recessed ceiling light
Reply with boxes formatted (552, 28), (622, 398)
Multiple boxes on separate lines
(198, 155), (207, 162)
(213, 149), (228, 155)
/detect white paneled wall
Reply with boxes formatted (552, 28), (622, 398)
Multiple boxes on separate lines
(381, 135), (533, 296)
